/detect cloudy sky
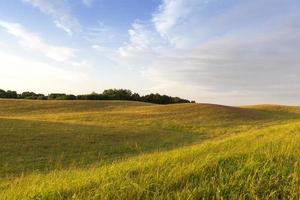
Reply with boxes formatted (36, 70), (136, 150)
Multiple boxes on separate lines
(0, 0), (299, 105)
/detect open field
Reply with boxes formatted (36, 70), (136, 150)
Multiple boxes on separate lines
(0, 99), (300, 199)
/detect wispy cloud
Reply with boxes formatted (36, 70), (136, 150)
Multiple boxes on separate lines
(118, 0), (300, 104)
(1, 0), (299, 104)
(0, 20), (75, 62)
(82, 0), (96, 7)
(0, 49), (90, 94)
(83, 22), (127, 59)
(119, 22), (159, 57)
(22, 0), (80, 35)
(84, 22), (116, 45)
(0, 20), (95, 94)
(153, 0), (198, 37)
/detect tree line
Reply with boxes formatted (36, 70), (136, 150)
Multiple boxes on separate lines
(0, 88), (195, 104)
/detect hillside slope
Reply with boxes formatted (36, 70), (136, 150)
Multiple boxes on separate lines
(0, 100), (300, 199)
(2, 120), (300, 199)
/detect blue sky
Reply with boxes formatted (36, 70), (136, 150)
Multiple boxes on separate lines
(0, 0), (300, 105)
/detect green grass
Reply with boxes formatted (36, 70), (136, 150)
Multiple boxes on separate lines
(0, 99), (300, 199)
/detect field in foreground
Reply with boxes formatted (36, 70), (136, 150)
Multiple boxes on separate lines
(0, 99), (300, 199)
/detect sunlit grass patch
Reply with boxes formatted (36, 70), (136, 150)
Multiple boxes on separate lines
(1, 100), (300, 199)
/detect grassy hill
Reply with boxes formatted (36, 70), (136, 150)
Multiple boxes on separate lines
(0, 99), (300, 199)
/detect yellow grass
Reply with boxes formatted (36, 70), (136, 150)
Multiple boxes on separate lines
(0, 99), (300, 199)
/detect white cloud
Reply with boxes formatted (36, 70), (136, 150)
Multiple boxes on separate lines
(0, 49), (89, 94)
(152, 0), (213, 47)
(82, 0), (96, 7)
(0, 20), (96, 94)
(116, 22), (170, 68)
(118, 0), (300, 105)
(119, 22), (156, 57)
(54, 21), (73, 36)
(153, 0), (194, 36)
(22, 0), (80, 35)
(0, 50), (84, 80)
(0, 20), (75, 62)
(84, 22), (117, 46)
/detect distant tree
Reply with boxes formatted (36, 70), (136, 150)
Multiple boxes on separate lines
(54, 94), (77, 100)
(103, 89), (132, 100)
(6, 90), (17, 99)
(56, 95), (67, 100)
(20, 91), (38, 99)
(86, 92), (102, 100)
(0, 88), (192, 104)
(76, 95), (87, 100)
(141, 93), (190, 104)
(171, 96), (190, 104)
(0, 89), (6, 98)
(37, 95), (47, 100)
(65, 94), (77, 100)
(48, 93), (66, 100)
(131, 93), (140, 101)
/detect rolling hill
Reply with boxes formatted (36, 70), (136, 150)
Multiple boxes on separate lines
(0, 99), (299, 199)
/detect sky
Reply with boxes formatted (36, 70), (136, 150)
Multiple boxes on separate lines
(0, 0), (299, 105)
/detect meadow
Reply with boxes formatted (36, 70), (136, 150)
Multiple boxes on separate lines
(0, 99), (300, 199)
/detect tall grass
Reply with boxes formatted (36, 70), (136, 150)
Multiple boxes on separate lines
(0, 100), (300, 199)
(1, 122), (300, 199)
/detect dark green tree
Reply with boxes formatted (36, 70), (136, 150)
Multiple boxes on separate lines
(0, 89), (6, 98)
(5, 90), (17, 99)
